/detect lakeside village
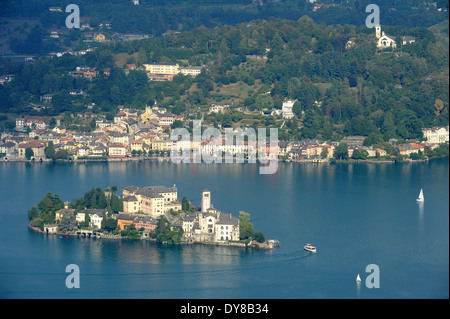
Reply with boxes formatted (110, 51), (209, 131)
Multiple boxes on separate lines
(27, 185), (277, 249)
(1, 101), (449, 163)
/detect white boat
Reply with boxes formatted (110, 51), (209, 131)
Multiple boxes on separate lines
(416, 188), (424, 202)
(304, 243), (316, 253)
(356, 274), (361, 282)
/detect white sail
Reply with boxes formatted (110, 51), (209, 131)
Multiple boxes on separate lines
(416, 188), (424, 202)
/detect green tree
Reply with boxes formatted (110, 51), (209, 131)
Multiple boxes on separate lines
(182, 196), (190, 211)
(334, 143), (348, 160)
(351, 148), (361, 160)
(239, 211), (255, 240)
(102, 217), (118, 232)
(59, 215), (77, 233)
(28, 206), (39, 221)
(44, 141), (55, 159)
(254, 230), (265, 243)
(25, 148), (34, 160)
(360, 150), (369, 160)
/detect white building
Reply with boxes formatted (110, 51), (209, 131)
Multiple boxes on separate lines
(180, 66), (203, 77)
(209, 102), (230, 114)
(201, 189), (211, 212)
(282, 99), (296, 119)
(422, 126), (449, 144)
(376, 26), (397, 49)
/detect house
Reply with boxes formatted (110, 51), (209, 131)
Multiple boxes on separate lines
(281, 99), (296, 119)
(49, 7), (63, 12)
(49, 30), (60, 39)
(209, 102), (231, 114)
(180, 66), (203, 77)
(181, 213), (197, 238)
(214, 212), (240, 242)
(151, 139), (172, 152)
(0, 142), (17, 156)
(108, 143), (128, 158)
(83, 68), (97, 79)
(18, 140), (47, 159)
(89, 210), (106, 229)
(422, 126), (449, 144)
(376, 148), (387, 157)
(0, 74), (14, 85)
(76, 209), (107, 229)
(55, 208), (75, 221)
(52, 126), (66, 135)
(15, 118), (26, 131)
(77, 146), (90, 157)
(69, 89), (84, 96)
(93, 33), (106, 42)
(144, 63), (180, 75)
(91, 145), (108, 157)
(396, 143), (424, 156)
(21, 119), (47, 130)
(401, 36), (415, 45)
(131, 139), (143, 152)
(116, 213), (138, 230)
(144, 63), (180, 80)
(40, 94), (53, 103)
(134, 216), (158, 232)
(123, 195), (140, 214)
(122, 185), (179, 218)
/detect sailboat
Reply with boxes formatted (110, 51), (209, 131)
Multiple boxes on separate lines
(416, 188), (424, 202)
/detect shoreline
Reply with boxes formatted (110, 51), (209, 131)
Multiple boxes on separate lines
(28, 223), (273, 250)
(3, 156), (446, 164)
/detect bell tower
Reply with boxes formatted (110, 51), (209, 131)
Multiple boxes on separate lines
(375, 25), (381, 39)
(201, 189), (211, 212)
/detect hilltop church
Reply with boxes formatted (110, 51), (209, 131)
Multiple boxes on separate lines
(375, 25), (397, 49)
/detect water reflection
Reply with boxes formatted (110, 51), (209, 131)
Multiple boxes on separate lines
(417, 201), (424, 236)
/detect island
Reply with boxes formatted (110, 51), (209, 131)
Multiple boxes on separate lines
(27, 185), (277, 250)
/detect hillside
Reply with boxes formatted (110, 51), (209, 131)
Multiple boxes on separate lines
(0, 5), (448, 143)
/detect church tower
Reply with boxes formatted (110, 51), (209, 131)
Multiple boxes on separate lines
(201, 189), (211, 212)
(375, 25), (381, 39)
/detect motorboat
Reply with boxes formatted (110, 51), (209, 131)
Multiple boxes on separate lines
(304, 243), (316, 253)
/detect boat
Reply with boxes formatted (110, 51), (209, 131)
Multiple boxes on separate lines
(356, 274), (361, 282)
(416, 188), (424, 202)
(304, 243), (316, 253)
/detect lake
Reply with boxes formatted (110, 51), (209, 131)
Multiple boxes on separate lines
(0, 159), (448, 298)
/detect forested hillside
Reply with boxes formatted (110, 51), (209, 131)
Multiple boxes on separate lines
(0, 1), (448, 143)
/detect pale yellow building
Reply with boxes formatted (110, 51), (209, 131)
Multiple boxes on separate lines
(122, 185), (181, 217)
(143, 63), (179, 75)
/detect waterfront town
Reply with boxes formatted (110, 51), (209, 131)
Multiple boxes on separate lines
(1, 101), (448, 163)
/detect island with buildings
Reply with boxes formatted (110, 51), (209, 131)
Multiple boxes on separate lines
(27, 185), (276, 249)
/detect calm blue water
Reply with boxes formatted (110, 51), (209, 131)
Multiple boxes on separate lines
(0, 160), (448, 298)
